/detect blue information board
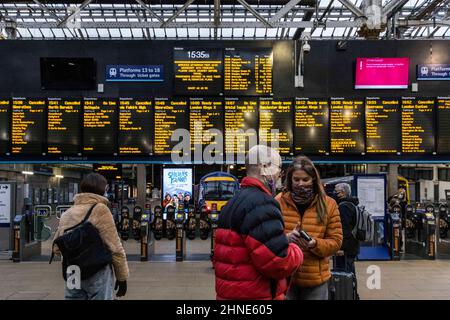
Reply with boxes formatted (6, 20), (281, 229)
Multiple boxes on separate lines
(417, 64), (450, 80)
(106, 65), (164, 82)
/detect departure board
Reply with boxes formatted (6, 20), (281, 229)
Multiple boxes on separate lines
(0, 99), (10, 155)
(224, 48), (273, 96)
(83, 98), (118, 155)
(47, 98), (82, 155)
(11, 98), (46, 155)
(401, 97), (435, 154)
(438, 97), (450, 154)
(224, 97), (258, 157)
(190, 98), (224, 157)
(365, 98), (401, 154)
(259, 98), (293, 155)
(119, 98), (152, 155)
(173, 48), (223, 95)
(154, 98), (189, 155)
(330, 98), (365, 154)
(294, 98), (329, 155)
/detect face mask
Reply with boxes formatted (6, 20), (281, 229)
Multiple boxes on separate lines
(291, 184), (315, 205)
(263, 175), (277, 197)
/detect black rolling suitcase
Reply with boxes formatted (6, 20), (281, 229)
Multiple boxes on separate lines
(329, 256), (358, 300)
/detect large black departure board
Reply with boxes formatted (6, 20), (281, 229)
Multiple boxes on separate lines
(224, 48), (273, 96)
(154, 98), (189, 155)
(259, 98), (293, 155)
(47, 98), (82, 155)
(119, 98), (152, 155)
(83, 98), (118, 155)
(365, 98), (401, 154)
(173, 48), (223, 95)
(294, 98), (329, 155)
(189, 97), (224, 158)
(0, 99), (10, 155)
(330, 98), (365, 154)
(224, 97), (258, 158)
(11, 98), (46, 155)
(401, 97), (435, 154)
(438, 97), (450, 154)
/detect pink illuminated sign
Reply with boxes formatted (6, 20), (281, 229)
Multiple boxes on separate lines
(355, 58), (409, 89)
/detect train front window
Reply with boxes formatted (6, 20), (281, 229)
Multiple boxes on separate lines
(204, 181), (236, 200)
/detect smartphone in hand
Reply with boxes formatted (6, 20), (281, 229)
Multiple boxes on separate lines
(299, 230), (312, 242)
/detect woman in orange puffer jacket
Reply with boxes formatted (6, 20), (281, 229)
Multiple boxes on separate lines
(276, 156), (342, 300)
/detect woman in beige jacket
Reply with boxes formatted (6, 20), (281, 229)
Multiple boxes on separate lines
(53, 173), (129, 300)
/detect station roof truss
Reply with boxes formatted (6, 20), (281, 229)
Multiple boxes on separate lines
(0, 0), (449, 40)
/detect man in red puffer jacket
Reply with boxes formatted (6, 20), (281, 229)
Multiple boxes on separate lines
(213, 145), (304, 300)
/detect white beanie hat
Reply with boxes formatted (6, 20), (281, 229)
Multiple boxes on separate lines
(247, 145), (282, 176)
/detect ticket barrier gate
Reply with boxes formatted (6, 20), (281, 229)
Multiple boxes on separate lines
(140, 211), (150, 261)
(175, 204), (186, 262)
(120, 206), (130, 241)
(386, 204), (402, 260)
(404, 204), (436, 260)
(209, 204), (219, 260)
(152, 206), (164, 240)
(436, 203), (450, 258)
(199, 206), (211, 240)
(12, 215), (24, 262)
(185, 205), (197, 240)
(34, 205), (52, 242)
(132, 206), (143, 241)
(166, 205), (176, 240)
(55, 205), (71, 220)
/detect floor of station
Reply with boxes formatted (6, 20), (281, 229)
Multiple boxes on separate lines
(2, 241), (450, 300)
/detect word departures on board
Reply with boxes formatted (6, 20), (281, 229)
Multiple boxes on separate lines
(330, 98), (365, 155)
(119, 98), (153, 155)
(259, 98), (293, 156)
(83, 98), (118, 155)
(189, 97), (224, 157)
(401, 97), (435, 154)
(11, 98), (46, 155)
(47, 98), (82, 155)
(173, 48), (223, 96)
(153, 98), (189, 156)
(294, 98), (329, 155)
(365, 98), (401, 154)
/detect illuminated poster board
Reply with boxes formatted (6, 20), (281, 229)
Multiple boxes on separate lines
(224, 48), (273, 96)
(47, 98), (82, 155)
(153, 98), (189, 156)
(330, 98), (365, 154)
(83, 98), (118, 155)
(365, 97), (401, 154)
(294, 98), (329, 155)
(259, 98), (293, 156)
(119, 98), (152, 155)
(11, 98), (46, 155)
(173, 48), (223, 95)
(401, 97), (435, 154)
(162, 167), (193, 210)
(224, 97), (258, 157)
(189, 97), (224, 157)
(437, 97), (450, 154)
(0, 99), (10, 155)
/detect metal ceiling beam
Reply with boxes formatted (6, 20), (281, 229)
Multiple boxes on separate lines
(411, 0), (448, 19)
(269, 0), (302, 23)
(236, 0), (273, 27)
(383, 0), (409, 18)
(161, 0), (196, 28)
(57, 0), (92, 27)
(337, 0), (365, 17)
(135, 0), (164, 23)
(32, 0), (62, 22)
(214, 0), (220, 26)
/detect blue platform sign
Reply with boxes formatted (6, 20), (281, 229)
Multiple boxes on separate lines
(106, 65), (164, 82)
(417, 64), (450, 80)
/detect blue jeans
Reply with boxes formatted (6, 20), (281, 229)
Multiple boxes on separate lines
(286, 281), (329, 300)
(65, 265), (114, 300)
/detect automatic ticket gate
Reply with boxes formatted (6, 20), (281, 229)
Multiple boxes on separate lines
(387, 204), (402, 260)
(175, 204), (186, 262)
(209, 204), (219, 260)
(404, 204), (436, 260)
(436, 203), (450, 258)
(55, 205), (71, 220)
(34, 205), (52, 242)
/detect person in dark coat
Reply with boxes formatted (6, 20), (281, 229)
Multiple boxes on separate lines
(213, 145), (304, 300)
(334, 183), (360, 274)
